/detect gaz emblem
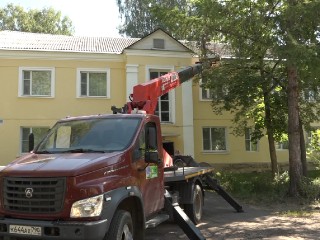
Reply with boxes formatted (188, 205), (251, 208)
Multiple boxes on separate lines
(25, 188), (34, 198)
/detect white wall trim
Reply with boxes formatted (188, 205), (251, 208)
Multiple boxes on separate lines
(126, 64), (139, 101)
(182, 80), (195, 157)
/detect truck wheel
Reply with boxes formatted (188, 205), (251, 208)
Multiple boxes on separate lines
(105, 210), (133, 240)
(184, 184), (203, 224)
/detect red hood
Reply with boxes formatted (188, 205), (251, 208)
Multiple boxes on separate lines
(2, 152), (123, 177)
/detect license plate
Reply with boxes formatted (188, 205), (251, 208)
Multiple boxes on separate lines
(9, 224), (42, 236)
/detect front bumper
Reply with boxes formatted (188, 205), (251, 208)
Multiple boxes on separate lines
(0, 217), (108, 240)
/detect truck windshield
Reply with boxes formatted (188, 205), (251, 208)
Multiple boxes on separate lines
(35, 118), (141, 153)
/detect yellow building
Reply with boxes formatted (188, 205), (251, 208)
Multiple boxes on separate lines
(0, 29), (289, 167)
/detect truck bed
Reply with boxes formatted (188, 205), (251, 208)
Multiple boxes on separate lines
(164, 167), (214, 183)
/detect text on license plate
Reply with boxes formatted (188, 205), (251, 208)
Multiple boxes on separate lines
(9, 224), (42, 236)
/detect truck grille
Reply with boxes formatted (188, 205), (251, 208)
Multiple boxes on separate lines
(3, 177), (66, 214)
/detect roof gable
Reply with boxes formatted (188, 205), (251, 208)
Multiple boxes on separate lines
(125, 29), (192, 53)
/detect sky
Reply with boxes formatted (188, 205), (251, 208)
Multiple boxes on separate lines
(0, 0), (122, 37)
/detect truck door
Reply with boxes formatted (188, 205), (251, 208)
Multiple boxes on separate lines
(132, 122), (164, 217)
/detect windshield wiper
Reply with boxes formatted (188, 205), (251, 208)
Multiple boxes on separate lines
(35, 150), (52, 154)
(62, 148), (106, 153)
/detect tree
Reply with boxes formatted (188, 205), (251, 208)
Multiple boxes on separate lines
(206, 0), (320, 195)
(116, 0), (192, 38)
(277, 0), (320, 195)
(0, 3), (74, 35)
(118, 0), (320, 196)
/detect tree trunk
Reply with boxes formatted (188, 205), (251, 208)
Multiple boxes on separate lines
(267, 130), (278, 177)
(264, 91), (279, 176)
(287, 65), (303, 196)
(299, 118), (307, 176)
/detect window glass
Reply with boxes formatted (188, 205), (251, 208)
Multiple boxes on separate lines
(80, 71), (107, 97)
(202, 127), (226, 151)
(31, 71), (51, 95)
(22, 69), (52, 96)
(36, 118), (141, 153)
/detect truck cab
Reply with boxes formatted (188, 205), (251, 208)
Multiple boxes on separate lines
(0, 113), (165, 240)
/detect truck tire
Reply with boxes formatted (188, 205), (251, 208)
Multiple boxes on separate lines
(184, 184), (203, 224)
(105, 210), (133, 240)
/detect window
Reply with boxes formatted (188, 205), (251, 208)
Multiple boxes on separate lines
(201, 87), (214, 100)
(303, 88), (320, 102)
(306, 128), (320, 150)
(202, 127), (227, 151)
(276, 141), (289, 150)
(149, 70), (172, 122)
(21, 127), (49, 153)
(77, 68), (110, 97)
(133, 128), (145, 161)
(19, 67), (54, 97)
(245, 128), (258, 151)
(200, 79), (227, 101)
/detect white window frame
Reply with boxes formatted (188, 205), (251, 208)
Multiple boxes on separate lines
(245, 128), (258, 152)
(76, 68), (111, 98)
(18, 67), (55, 97)
(146, 65), (175, 124)
(202, 126), (228, 152)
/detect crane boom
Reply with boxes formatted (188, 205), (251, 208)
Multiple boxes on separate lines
(125, 63), (202, 114)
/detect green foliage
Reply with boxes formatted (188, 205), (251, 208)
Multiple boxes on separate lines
(0, 3), (74, 35)
(307, 129), (320, 168)
(279, 209), (312, 217)
(216, 171), (320, 204)
(216, 171), (288, 201)
(116, 0), (193, 38)
(300, 177), (320, 201)
(117, 0), (320, 194)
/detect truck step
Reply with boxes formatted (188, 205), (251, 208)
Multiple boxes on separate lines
(146, 214), (170, 229)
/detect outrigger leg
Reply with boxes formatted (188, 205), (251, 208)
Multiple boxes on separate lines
(164, 190), (206, 240)
(203, 174), (243, 212)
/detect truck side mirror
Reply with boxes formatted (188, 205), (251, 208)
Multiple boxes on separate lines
(29, 133), (34, 152)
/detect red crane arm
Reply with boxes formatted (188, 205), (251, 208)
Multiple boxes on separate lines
(126, 64), (202, 114)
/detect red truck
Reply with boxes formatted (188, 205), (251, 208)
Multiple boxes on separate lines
(0, 64), (242, 240)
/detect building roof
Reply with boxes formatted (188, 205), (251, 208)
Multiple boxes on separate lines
(0, 31), (140, 54)
(0, 30), (232, 58)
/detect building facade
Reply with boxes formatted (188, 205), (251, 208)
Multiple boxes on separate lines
(0, 29), (289, 167)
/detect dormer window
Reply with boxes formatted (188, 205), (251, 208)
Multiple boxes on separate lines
(153, 38), (165, 49)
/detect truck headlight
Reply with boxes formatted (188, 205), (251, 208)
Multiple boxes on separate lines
(70, 194), (104, 218)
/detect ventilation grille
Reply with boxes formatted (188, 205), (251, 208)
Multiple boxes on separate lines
(153, 38), (165, 49)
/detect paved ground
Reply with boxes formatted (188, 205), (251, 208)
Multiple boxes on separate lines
(145, 191), (320, 240)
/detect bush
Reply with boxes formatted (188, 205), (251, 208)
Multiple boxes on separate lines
(300, 177), (320, 201)
(215, 170), (320, 205)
